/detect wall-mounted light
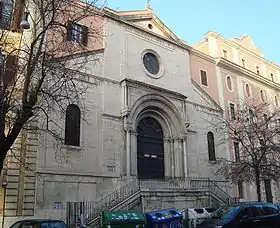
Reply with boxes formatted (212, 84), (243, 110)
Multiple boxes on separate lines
(20, 12), (30, 30)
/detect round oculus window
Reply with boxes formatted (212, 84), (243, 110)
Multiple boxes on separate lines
(143, 53), (159, 75)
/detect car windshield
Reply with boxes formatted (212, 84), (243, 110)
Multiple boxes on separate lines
(40, 221), (67, 228)
(211, 206), (240, 220)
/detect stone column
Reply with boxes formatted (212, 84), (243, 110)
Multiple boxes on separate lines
(183, 137), (188, 177)
(170, 139), (175, 177)
(174, 138), (182, 177)
(126, 129), (131, 176)
(124, 120), (133, 176)
(130, 131), (138, 176)
(164, 138), (171, 177)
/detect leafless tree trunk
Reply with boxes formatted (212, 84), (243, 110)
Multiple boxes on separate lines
(213, 99), (280, 202)
(0, 0), (106, 172)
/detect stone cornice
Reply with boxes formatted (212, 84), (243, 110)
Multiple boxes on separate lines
(121, 78), (187, 101)
(205, 31), (280, 71)
(186, 100), (223, 115)
(103, 6), (182, 46)
(191, 79), (223, 112)
(104, 15), (191, 52)
(216, 58), (280, 91)
(189, 48), (216, 64)
(102, 113), (122, 120)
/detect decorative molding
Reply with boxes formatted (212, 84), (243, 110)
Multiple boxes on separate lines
(121, 78), (187, 101)
(127, 31), (174, 51)
(121, 108), (131, 117)
(105, 16), (190, 52)
(36, 169), (115, 179)
(204, 31), (280, 71)
(124, 120), (134, 133)
(191, 79), (223, 112)
(185, 121), (190, 129)
(141, 49), (166, 79)
(66, 67), (120, 86)
(216, 58), (280, 91)
(102, 113), (122, 120)
(186, 100), (222, 115)
(190, 48), (216, 64)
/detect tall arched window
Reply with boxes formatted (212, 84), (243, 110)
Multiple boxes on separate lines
(65, 104), (81, 146)
(260, 90), (265, 102)
(207, 132), (216, 161)
(245, 84), (251, 97)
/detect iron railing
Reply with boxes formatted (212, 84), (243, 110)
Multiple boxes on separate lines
(66, 178), (140, 228)
(66, 177), (233, 227)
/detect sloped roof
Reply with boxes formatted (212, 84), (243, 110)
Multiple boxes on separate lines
(191, 79), (223, 112)
(103, 5), (184, 44)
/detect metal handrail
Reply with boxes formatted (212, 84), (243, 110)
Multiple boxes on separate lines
(66, 177), (233, 228)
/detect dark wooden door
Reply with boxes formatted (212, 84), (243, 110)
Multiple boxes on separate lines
(137, 117), (164, 179)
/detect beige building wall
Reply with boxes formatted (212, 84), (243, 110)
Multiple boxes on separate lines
(193, 30), (280, 202)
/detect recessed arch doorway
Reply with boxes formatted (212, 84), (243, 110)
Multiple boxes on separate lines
(137, 116), (164, 179)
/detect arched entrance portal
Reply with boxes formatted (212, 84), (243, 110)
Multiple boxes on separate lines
(137, 117), (164, 179)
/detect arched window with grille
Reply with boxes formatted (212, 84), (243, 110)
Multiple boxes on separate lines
(207, 131), (216, 161)
(65, 104), (81, 146)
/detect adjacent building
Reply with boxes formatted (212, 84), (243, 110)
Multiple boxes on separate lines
(194, 31), (280, 202)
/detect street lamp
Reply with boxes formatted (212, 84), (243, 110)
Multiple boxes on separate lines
(20, 12), (30, 30)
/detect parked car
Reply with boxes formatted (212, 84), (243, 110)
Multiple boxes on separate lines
(9, 219), (68, 228)
(197, 202), (280, 228)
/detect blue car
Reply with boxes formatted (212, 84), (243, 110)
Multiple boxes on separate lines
(9, 219), (68, 228)
(197, 202), (280, 228)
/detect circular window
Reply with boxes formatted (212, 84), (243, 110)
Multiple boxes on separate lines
(143, 52), (159, 75)
(148, 23), (153, 30)
(226, 76), (232, 91)
(245, 84), (251, 97)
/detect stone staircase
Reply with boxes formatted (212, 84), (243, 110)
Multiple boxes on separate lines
(66, 177), (234, 228)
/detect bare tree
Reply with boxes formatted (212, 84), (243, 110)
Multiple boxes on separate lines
(0, 0), (105, 172)
(214, 99), (280, 202)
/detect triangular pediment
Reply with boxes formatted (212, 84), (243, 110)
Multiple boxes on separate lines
(231, 34), (264, 57)
(104, 7), (183, 44)
(189, 79), (222, 112)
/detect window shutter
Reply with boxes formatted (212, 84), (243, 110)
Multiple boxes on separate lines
(82, 25), (88, 46)
(67, 21), (73, 41)
(4, 55), (17, 85)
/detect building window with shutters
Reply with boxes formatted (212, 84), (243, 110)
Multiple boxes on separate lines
(0, 0), (13, 30)
(200, 70), (208, 86)
(67, 21), (88, 46)
(65, 104), (81, 146)
(207, 131), (216, 161)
